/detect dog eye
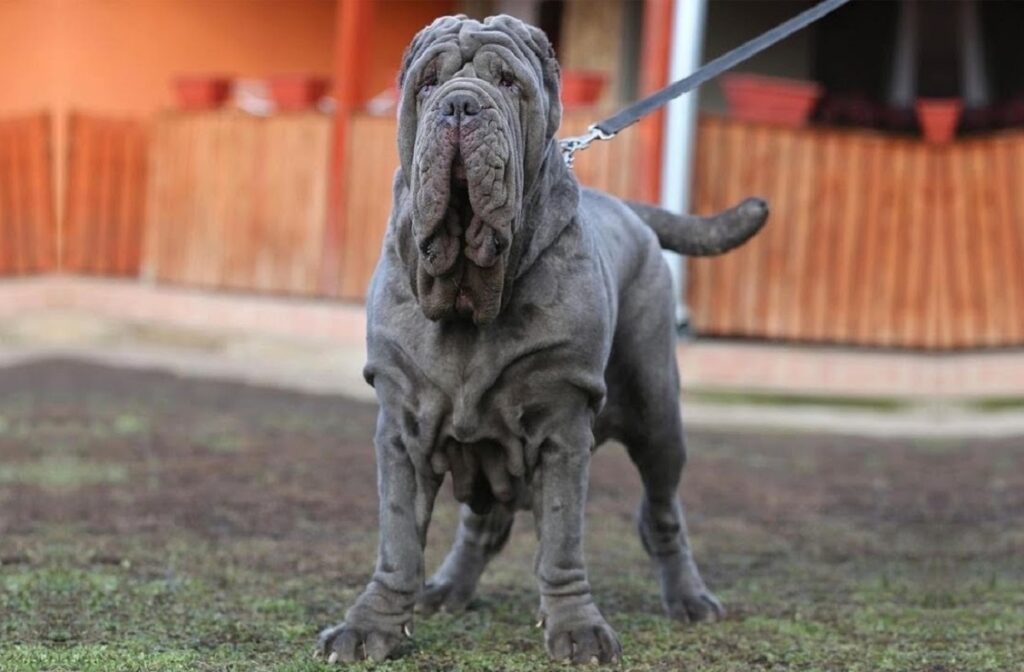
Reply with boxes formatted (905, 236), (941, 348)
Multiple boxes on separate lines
(418, 75), (438, 96)
(498, 72), (516, 89)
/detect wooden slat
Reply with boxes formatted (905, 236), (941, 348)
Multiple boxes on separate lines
(901, 144), (931, 348)
(334, 115), (398, 300)
(143, 111), (331, 296)
(63, 114), (149, 275)
(994, 139), (1024, 343)
(688, 116), (1024, 350)
(947, 141), (974, 348)
(831, 131), (866, 343)
(0, 114), (56, 275)
(761, 128), (795, 338)
(1005, 141), (1023, 345)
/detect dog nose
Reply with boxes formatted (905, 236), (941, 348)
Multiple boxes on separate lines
(441, 92), (481, 120)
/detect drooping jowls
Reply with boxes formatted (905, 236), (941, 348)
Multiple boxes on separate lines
(410, 77), (521, 324)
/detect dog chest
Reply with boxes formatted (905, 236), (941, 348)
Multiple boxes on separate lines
(368, 314), (606, 451)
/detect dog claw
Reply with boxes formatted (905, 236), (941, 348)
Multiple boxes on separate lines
(542, 603), (621, 664)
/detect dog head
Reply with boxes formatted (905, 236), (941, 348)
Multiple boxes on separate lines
(394, 14), (572, 325)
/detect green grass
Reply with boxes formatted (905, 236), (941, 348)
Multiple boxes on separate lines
(3, 541), (1023, 671)
(966, 396), (1024, 413)
(685, 389), (912, 413)
(2, 361), (1023, 671)
(0, 456), (128, 490)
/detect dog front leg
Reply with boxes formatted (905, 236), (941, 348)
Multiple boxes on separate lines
(319, 418), (439, 664)
(533, 422), (622, 664)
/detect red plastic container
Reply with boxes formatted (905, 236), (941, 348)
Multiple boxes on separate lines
(268, 75), (331, 112)
(721, 73), (823, 127)
(914, 98), (962, 145)
(560, 71), (608, 108)
(173, 76), (232, 111)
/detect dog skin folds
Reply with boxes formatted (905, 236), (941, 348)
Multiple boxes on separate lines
(317, 14), (768, 665)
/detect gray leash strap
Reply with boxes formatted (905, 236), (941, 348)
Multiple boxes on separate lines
(559, 0), (852, 167)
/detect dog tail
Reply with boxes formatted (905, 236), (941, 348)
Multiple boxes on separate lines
(626, 197), (769, 256)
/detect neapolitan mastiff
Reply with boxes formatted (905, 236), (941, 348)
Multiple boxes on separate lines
(318, 14), (768, 665)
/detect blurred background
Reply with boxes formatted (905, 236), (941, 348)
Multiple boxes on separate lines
(3, 0), (1024, 351)
(1, 2), (1023, 669)
(2, 0), (1023, 418)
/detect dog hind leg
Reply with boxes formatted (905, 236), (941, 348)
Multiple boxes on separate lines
(417, 502), (516, 614)
(620, 370), (724, 623)
(605, 251), (724, 624)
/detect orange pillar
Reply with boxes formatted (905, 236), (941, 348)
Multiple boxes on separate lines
(321, 0), (375, 296)
(637, 0), (674, 204)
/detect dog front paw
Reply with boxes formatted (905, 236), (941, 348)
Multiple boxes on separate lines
(542, 602), (622, 664)
(317, 620), (410, 664)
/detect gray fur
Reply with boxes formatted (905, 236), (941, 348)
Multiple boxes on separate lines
(627, 197), (768, 256)
(318, 14), (767, 665)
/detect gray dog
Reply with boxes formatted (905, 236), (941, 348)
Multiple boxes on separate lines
(318, 14), (767, 665)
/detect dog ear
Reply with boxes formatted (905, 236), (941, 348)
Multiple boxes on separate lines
(397, 22), (434, 89)
(397, 34), (423, 90)
(396, 16), (466, 180)
(524, 24), (562, 140)
(398, 15), (469, 89)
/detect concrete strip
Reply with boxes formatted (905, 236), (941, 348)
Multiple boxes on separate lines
(2, 277), (1024, 437)
(681, 402), (1024, 439)
(6, 277), (1024, 399)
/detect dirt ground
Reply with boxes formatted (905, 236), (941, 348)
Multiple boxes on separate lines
(1, 360), (1022, 671)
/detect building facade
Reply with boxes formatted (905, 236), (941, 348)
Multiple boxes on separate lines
(1, 0), (1022, 350)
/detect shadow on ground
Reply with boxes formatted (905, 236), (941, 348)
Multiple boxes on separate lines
(1, 360), (1022, 671)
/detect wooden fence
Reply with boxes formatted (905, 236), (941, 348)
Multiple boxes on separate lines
(688, 116), (1024, 350)
(332, 114), (396, 300)
(63, 114), (149, 275)
(143, 111), (332, 295)
(9, 108), (1024, 350)
(0, 114), (57, 274)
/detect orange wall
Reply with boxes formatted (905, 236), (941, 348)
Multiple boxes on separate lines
(365, 0), (456, 99)
(0, 0), (336, 117)
(0, 0), (461, 117)
(0, 0), (60, 115)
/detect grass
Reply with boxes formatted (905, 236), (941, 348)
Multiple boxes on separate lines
(966, 396), (1024, 413)
(0, 456), (128, 490)
(1, 360), (1023, 671)
(685, 389), (912, 413)
(4, 545), (1023, 671)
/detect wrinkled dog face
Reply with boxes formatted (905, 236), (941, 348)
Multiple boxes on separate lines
(397, 15), (561, 325)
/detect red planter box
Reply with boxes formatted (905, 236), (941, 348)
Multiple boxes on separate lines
(561, 70), (607, 108)
(915, 99), (962, 145)
(268, 75), (331, 112)
(173, 76), (232, 111)
(721, 73), (823, 127)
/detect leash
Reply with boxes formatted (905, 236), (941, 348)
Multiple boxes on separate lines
(559, 0), (852, 167)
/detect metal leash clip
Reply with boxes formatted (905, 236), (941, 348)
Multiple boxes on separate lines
(559, 125), (616, 169)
